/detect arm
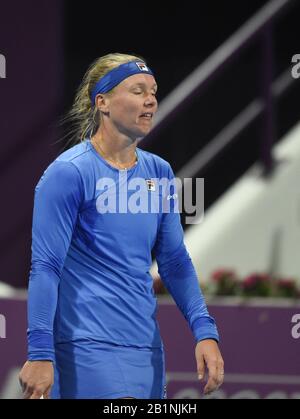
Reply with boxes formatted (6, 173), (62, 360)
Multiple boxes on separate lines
(153, 165), (224, 394)
(19, 160), (83, 398)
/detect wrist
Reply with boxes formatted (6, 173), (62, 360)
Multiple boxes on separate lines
(192, 317), (220, 343)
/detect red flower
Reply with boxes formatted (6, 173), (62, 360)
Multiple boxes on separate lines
(211, 269), (236, 282)
(242, 273), (272, 296)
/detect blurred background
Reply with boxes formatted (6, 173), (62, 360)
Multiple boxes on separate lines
(0, 0), (300, 399)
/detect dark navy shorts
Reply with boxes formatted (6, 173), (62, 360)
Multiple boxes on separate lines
(51, 340), (167, 399)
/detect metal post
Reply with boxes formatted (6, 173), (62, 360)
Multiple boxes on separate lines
(261, 23), (276, 176)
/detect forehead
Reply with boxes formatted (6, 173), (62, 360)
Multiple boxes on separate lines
(118, 73), (157, 90)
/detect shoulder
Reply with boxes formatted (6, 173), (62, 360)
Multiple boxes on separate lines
(36, 160), (84, 197)
(137, 148), (174, 178)
(56, 140), (92, 167)
(36, 141), (92, 188)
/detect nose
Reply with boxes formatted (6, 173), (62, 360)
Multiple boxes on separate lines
(144, 93), (157, 109)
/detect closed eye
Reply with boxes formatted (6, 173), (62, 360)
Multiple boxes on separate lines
(131, 87), (157, 96)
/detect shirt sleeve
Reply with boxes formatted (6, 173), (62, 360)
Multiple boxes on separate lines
(27, 160), (83, 361)
(153, 164), (219, 343)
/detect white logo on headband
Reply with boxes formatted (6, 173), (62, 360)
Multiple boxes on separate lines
(136, 62), (149, 72)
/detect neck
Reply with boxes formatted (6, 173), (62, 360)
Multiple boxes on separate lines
(91, 127), (138, 167)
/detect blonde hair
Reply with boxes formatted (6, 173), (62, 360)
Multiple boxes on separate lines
(62, 52), (146, 147)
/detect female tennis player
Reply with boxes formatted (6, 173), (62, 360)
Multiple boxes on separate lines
(19, 53), (224, 399)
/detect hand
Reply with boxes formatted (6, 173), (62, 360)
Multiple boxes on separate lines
(19, 360), (54, 399)
(195, 339), (224, 395)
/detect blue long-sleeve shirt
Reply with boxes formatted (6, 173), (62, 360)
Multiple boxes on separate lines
(27, 140), (219, 361)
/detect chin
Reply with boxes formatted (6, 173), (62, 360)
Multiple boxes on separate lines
(128, 124), (152, 141)
(141, 125), (153, 135)
(133, 128), (152, 140)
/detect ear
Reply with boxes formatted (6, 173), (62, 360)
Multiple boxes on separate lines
(95, 94), (110, 114)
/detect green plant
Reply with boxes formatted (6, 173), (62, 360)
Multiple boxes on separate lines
(241, 273), (272, 297)
(209, 269), (240, 296)
(275, 278), (299, 298)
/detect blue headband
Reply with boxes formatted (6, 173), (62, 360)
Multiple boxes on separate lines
(90, 61), (154, 105)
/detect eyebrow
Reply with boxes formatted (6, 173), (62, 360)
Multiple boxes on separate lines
(130, 83), (158, 90)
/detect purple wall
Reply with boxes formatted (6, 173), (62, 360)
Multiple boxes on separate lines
(158, 299), (300, 399)
(0, 298), (27, 398)
(0, 1), (63, 287)
(1, 298), (300, 399)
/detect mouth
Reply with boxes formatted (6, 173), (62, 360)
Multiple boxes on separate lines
(139, 112), (153, 120)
